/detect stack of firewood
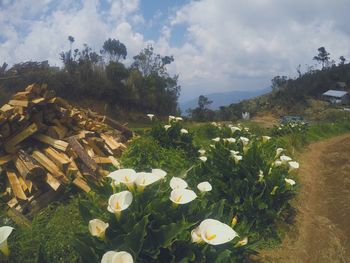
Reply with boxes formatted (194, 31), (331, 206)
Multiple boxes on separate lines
(0, 83), (133, 216)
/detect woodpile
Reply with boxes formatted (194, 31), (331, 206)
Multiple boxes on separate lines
(0, 83), (132, 217)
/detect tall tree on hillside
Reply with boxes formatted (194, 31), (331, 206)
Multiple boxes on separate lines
(132, 45), (174, 77)
(339, 56), (346, 65)
(271, 75), (288, 91)
(101, 38), (127, 62)
(68, 36), (75, 50)
(313, 47), (330, 69)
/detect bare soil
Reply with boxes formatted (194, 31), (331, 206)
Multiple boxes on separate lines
(258, 133), (350, 263)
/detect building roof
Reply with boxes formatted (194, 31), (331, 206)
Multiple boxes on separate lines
(322, 90), (348, 98)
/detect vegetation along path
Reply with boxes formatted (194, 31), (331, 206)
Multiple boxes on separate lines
(261, 133), (350, 263)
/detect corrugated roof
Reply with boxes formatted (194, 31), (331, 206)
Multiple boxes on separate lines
(322, 90), (348, 98)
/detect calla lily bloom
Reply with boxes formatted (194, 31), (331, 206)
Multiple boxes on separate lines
(230, 150), (240, 156)
(233, 155), (242, 164)
(285, 178), (296, 186)
(107, 169), (136, 190)
(101, 251), (133, 263)
(288, 161), (299, 170)
(198, 149), (206, 155)
(280, 155), (292, 163)
(175, 117), (183, 121)
(0, 226), (14, 256)
(275, 148), (284, 158)
(274, 160), (282, 167)
(262, 136), (271, 143)
(231, 215), (238, 227)
(170, 177), (188, 190)
(223, 138), (236, 143)
(209, 144), (215, 148)
(164, 125), (171, 130)
(197, 182), (212, 192)
(168, 115), (176, 122)
(170, 189), (197, 204)
(147, 114), (154, 121)
(240, 137), (249, 146)
(191, 219), (238, 245)
(180, 128), (188, 134)
(107, 191), (133, 218)
(152, 169), (167, 179)
(212, 137), (220, 142)
(230, 126), (241, 133)
(235, 237), (248, 247)
(199, 156), (207, 162)
(135, 172), (162, 191)
(88, 219), (109, 240)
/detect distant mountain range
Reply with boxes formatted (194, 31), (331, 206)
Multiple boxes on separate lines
(179, 87), (271, 112)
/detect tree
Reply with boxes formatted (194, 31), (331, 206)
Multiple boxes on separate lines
(271, 76), (288, 91)
(101, 39), (127, 62)
(339, 56), (346, 65)
(198, 95), (213, 109)
(313, 47), (330, 69)
(132, 45), (174, 77)
(68, 36), (75, 50)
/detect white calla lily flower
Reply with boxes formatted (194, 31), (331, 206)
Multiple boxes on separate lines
(285, 178), (296, 186)
(107, 191), (133, 218)
(101, 251), (133, 263)
(180, 128), (188, 134)
(209, 144), (215, 148)
(233, 155), (243, 164)
(262, 136), (271, 143)
(274, 160), (282, 167)
(107, 169), (136, 190)
(152, 169), (167, 179)
(223, 138), (236, 143)
(280, 155), (292, 163)
(199, 156), (207, 162)
(164, 125), (171, 130)
(230, 150), (240, 156)
(230, 126), (241, 133)
(0, 226), (14, 256)
(288, 161), (299, 170)
(175, 117), (183, 121)
(88, 219), (109, 240)
(191, 219), (238, 245)
(135, 172), (162, 191)
(275, 148), (284, 158)
(240, 137), (249, 146)
(168, 115), (176, 122)
(170, 189), (197, 204)
(146, 114), (154, 121)
(170, 177), (188, 190)
(198, 149), (206, 155)
(212, 137), (220, 142)
(197, 182), (212, 192)
(235, 237), (248, 247)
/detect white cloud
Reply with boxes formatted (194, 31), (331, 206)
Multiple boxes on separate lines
(1, 0), (350, 101)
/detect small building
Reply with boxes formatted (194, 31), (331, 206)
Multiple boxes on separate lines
(322, 90), (349, 104)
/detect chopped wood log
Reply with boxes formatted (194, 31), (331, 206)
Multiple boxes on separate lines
(93, 156), (113, 164)
(4, 123), (39, 153)
(25, 83), (41, 94)
(9, 100), (30, 108)
(100, 133), (124, 153)
(31, 97), (46, 105)
(0, 154), (13, 165)
(33, 133), (68, 151)
(67, 136), (98, 172)
(101, 116), (133, 139)
(73, 177), (91, 193)
(7, 170), (27, 200)
(86, 138), (106, 157)
(43, 147), (70, 171)
(17, 150), (46, 180)
(32, 150), (68, 183)
(109, 156), (120, 168)
(12, 91), (34, 100)
(44, 173), (61, 191)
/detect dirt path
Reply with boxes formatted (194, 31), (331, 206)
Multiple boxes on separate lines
(259, 133), (350, 263)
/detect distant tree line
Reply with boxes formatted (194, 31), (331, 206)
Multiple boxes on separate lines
(188, 47), (350, 121)
(0, 37), (180, 116)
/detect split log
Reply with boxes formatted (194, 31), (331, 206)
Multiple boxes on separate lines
(6, 170), (27, 200)
(33, 133), (68, 151)
(67, 136), (98, 172)
(4, 123), (39, 153)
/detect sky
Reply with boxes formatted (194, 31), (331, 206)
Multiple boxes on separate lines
(1, 0), (350, 102)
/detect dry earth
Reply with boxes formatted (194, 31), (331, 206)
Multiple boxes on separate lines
(258, 133), (350, 263)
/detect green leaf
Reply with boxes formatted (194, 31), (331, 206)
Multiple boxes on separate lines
(78, 201), (92, 223)
(120, 214), (149, 257)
